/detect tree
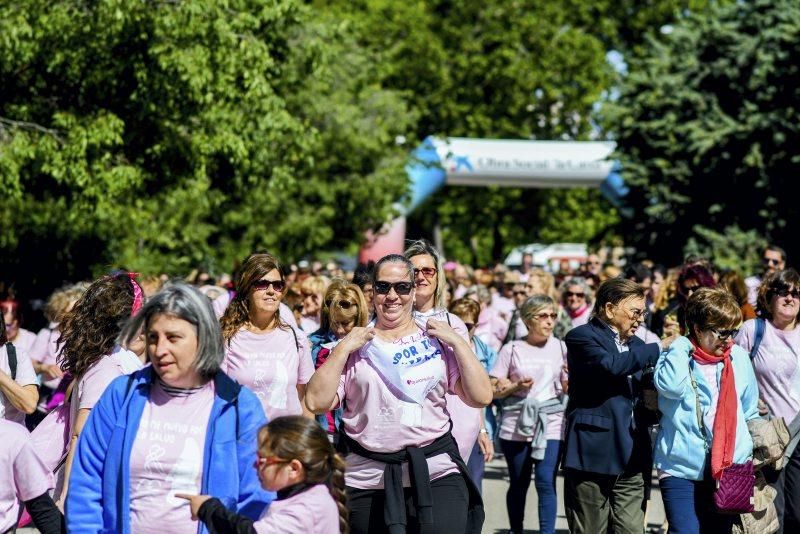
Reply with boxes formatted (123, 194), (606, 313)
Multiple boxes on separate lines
(603, 0), (800, 268)
(0, 0), (410, 293)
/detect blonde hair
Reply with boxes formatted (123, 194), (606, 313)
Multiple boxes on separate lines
(526, 269), (558, 300)
(319, 279), (368, 332)
(299, 275), (330, 297)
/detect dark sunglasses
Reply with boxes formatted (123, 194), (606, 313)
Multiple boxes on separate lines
(775, 288), (800, 299)
(763, 257), (782, 266)
(533, 313), (558, 321)
(564, 291), (585, 298)
(463, 322), (475, 330)
(325, 299), (354, 309)
(682, 285), (701, 294)
(711, 328), (739, 341)
(252, 279), (285, 292)
(374, 281), (414, 295)
(413, 267), (437, 278)
(513, 290), (528, 296)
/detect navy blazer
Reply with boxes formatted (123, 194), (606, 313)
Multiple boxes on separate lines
(562, 317), (660, 476)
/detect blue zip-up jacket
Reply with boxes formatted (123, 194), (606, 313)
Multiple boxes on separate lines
(66, 367), (274, 533)
(654, 336), (760, 481)
(308, 328), (342, 434)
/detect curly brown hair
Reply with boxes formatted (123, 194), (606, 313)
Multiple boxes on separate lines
(220, 253), (289, 342)
(59, 274), (139, 378)
(258, 416), (348, 534)
(757, 268), (800, 321)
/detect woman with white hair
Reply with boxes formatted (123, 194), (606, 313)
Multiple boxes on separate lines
(559, 277), (594, 331)
(66, 282), (273, 533)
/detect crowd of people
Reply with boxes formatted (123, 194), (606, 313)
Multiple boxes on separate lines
(1, 241), (798, 534)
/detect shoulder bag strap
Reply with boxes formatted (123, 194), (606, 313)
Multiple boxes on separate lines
(687, 359), (710, 452)
(6, 342), (17, 380)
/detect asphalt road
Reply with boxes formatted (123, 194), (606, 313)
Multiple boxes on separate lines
(481, 455), (666, 533)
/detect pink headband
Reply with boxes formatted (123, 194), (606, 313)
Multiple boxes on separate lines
(126, 273), (143, 316)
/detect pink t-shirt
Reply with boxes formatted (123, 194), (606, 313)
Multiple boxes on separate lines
(413, 309), (480, 461)
(223, 327), (314, 420)
(30, 324), (62, 389)
(77, 353), (133, 411)
(491, 338), (567, 442)
(299, 315), (320, 334)
(736, 319), (800, 421)
(0, 420), (54, 532)
(474, 307), (507, 352)
(10, 328), (37, 355)
(253, 483), (339, 534)
(130, 380), (215, 533)
(336, 328), (462, 489)
(1, 343), (38, 424)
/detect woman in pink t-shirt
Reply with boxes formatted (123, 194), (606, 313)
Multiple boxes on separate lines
(220, 253), (315, 421)
(180, 415), (346, 533)
(735, 268), (800, 530)
(306, 254), (492, 534)
(490, 295), (568, 534)
(404, 239), (482, 465)
(56, 272), (144, 506)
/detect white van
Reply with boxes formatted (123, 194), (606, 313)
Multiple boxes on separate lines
(504, 243), (588, 273)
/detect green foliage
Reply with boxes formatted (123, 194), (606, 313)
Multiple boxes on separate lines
(604, 0), (799, 266)
(0, 0), (410, 288)
(684, 225), (768, 275)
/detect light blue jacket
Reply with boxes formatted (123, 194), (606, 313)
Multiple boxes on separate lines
(654, 336), (759, 481)
(66, 367), (274, 533)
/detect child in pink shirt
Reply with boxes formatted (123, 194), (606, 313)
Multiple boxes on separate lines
(180, 415), (345, 533)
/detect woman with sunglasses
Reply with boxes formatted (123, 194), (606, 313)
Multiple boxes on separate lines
(308, 279), (369, 441)
(736, 268), (800, 530)
(66, 283), (273, 532)
(404, 240), (483, 464)
(220, 253), (314, 421)
(306, 254), (492, 534)
(654, 288), (759, 533)
(490, 295), (568, 534)
(558, 277), (594, 332)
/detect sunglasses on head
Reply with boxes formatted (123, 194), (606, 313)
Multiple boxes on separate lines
(252, 279), (285, 292)
(711, 328), (739, 341)
(374, 281), (414, 295)
(325, 299), (354, 309)
(413, 267), (437, 278)
(565, 291), (585, 298)
(774, 288), (800, 299)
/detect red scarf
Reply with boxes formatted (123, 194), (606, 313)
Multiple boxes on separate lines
(691, 340), (737, 479)
(568, 303), (589, 319)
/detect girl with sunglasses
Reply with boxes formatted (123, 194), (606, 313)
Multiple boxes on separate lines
(654, 288), (759, 533)
(736, 268), (800, 530)
(178, 415), (347, 534)
(490, 295), (568, 534)
(220, 253), (314, 421)
(308, 280), (369, 441)
(306, 254), (491, 534)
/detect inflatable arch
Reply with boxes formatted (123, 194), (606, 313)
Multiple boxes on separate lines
(358, 136), (629, 262)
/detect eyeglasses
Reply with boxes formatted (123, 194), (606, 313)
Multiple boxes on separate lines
(775, 288), (800, 299)
(252, 279), (285, 292)
(711, 328), (739, 341)
(621, 307), (649, 321)
(374, 281), (414, 295)
(254, 455), (289, 469)
(533, 313), (558, 321)
(463, 322), (475, 330)
(763, 257), (782, 266)
(413, 267), (437, 279)
(325, 299), (354, 309)
(587, 261), (601, 266)
(564, 291), (585, 299)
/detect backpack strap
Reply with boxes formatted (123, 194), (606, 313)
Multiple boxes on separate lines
(6, 342), (17, 380)
(750, 317), (766, 360)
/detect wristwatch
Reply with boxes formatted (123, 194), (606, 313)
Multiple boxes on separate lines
(478, 429), (489, 434)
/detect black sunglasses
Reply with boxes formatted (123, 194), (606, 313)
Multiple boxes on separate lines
(775, 288), (800, 299)
(325, 299), (354, 309)
(374, 281), (414, 295)
(763, 257), (782, 266)
(252, 279), (285, 292)
(513, 290), (528, 296)
(711, 328), (739, 340)
(564, 291), (585, 298)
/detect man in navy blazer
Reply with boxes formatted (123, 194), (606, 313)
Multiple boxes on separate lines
(562, 278), (677, 533)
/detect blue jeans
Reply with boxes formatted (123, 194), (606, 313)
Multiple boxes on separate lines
(466, 439), (485, 494)
(500, 438), (562, 534)
(659, 474), (735, 533)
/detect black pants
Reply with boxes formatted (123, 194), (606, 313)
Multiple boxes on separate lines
(765, 443), (800, 534)
(347, 473), (468, 534)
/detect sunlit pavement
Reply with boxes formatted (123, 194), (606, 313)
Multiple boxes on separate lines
(481, 455), (666, 534)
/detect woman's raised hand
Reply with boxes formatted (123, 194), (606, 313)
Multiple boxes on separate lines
(426, 319), (462, 346)
(339, 326), (376, 353)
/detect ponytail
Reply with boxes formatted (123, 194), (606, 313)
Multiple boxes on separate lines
(328, 452), (349, 534)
